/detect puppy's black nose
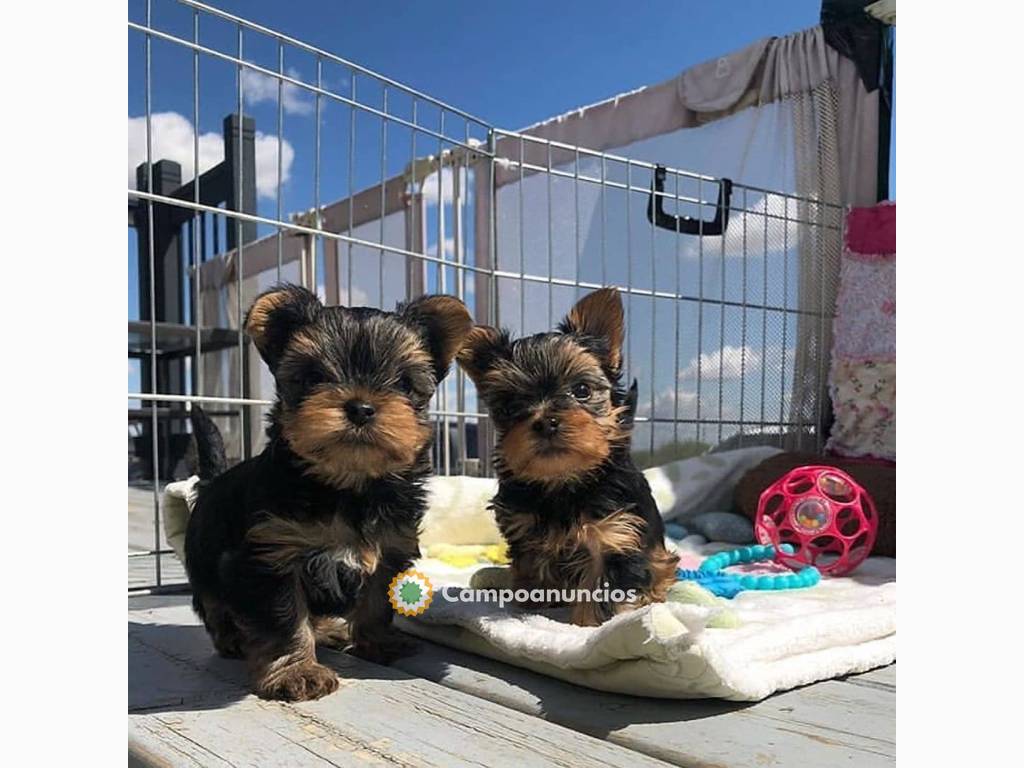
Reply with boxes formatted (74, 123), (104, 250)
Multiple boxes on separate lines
(345, 400), (376, 426)
(532, 416), (560, 438)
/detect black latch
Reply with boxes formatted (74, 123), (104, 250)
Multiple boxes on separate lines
(647, 165), (732, 236)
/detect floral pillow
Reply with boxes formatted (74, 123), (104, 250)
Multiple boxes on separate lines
(827, 202), (895, 462)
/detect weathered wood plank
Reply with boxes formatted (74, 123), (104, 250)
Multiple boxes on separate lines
(390, 634), (895, 768)
(131, 596), (895, 768)
(129, 600), (673, 768)
(843, 664), (896, 691)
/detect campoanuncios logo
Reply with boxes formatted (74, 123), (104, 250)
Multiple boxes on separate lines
(387, 569), (434, 616)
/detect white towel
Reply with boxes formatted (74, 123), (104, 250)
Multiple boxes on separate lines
(400, 545), (895, 701)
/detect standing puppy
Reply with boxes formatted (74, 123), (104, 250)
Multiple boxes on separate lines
(185, 285), (472, 701)
(458, 287), (677, 626)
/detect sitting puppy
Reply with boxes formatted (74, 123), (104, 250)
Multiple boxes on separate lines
(185, 285), (471, 701)
(457, 287), (677, 626)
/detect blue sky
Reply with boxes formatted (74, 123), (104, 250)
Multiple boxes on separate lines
(131, 0), (823, 131)
(129, 0), (894, 454)
(128, 0), (835, 270)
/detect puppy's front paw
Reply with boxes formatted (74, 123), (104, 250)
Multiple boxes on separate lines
(349, 629), (418, 665)
(255, 661), (339, 701)
(469, 565), (513, 590)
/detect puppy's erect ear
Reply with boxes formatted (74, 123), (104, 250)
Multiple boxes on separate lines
(400, 294), (474, 382)
(456, 325), (511, 388)
(559, 287), (624, 373)
(244, 284), (322, 370)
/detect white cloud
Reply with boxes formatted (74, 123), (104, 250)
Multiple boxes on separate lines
(343, 284), (369, 307)
(128, 112), (294, 200)
(638, 345), (797, 424)
(679, 344), (763, 381)
(419, 166), (468, 205)
(251, 132), (295, 200)
(679, 193), (810, 259)
(425, 237), (456, 258)
(241, 67), (314, 116)
(676, 344), (796, 383)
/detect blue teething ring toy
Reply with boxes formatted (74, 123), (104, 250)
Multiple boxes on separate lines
(676, 544), (820, 599)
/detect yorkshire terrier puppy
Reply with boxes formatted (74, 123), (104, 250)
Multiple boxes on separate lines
(185, 285), (472, 701)
(458, 287), (677, 626)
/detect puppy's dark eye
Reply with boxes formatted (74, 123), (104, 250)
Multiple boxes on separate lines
(396, 374), (415, 395)
(301, 369), (327, 388)
(570, 382), (592, 401)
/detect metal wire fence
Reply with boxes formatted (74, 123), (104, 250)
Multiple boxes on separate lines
(127, 0), (843, 591)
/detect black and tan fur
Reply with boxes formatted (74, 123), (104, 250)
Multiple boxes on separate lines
(185, 285), (472, 701)
(458, 287), (677, 626)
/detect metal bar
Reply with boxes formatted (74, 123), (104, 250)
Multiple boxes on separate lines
(129, 549), (177, 558)
(492, 128), (846, 208)
(127, 22), (487, 156)
(672, 170), (681, 450)
(631, 417), (814, 427)
(145, 0), (161, 587)
(518, 135), (525, 335)
(129, 392), (490, 420)
(760, 193), (769, 439)
(409, 98), (419, 295)
(573, 147), (580, 303)
(235, 24), (246, 461)
(315, 55), (323, 293)
(165, 1), (491, 126)
(815, 201), (827, 451)
(485, 128), (499, 477)
(600, 155), (607, 288)
(129, 583), (195, 597)
(780, 196), (790, 441)
(133, 183), (834, 319)
(276, 39), (284, 280)
(695, 176), (704, 446)
(546, 142), (554, 330)
(348, 72), (356, 305)
(488, 127), (498, 329)
(624, 160), (631, 383)
(379, 86), (387, 307)
(649, 166), (656, 458)
(717, 181), (726, 446)
(454, 124), (467, 474)
(192, 7), (202, 401)
(503, 157), (837, 214)
(118, 410), (811, 428)
(738, 188), (748, 447)
(438, 110), (450, 476)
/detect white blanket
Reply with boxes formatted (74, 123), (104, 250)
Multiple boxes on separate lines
(401, 543), (895, 701)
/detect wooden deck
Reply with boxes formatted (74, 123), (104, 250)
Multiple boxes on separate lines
(128, 485), (188, 590)
(129, 596), (894, 767)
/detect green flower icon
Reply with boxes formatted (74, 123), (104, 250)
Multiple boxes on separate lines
(399, 580), (423, 605)
(388, 569), (434, 616)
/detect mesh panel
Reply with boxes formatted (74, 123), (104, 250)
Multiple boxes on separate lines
(128, 3), (844, 589)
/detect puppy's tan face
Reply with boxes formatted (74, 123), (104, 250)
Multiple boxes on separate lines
(275, 320), (436, 486)
(458, 288), (628, 486)
(482, 336), (627, 484)
(246, 287), (472, 488)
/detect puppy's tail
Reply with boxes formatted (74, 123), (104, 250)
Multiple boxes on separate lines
(189, 405), (228, 480)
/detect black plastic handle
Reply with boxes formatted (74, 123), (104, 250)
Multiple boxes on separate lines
(646, 165), (733, 237)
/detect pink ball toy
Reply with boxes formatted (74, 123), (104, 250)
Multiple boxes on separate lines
(755, 465), (878, 577)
